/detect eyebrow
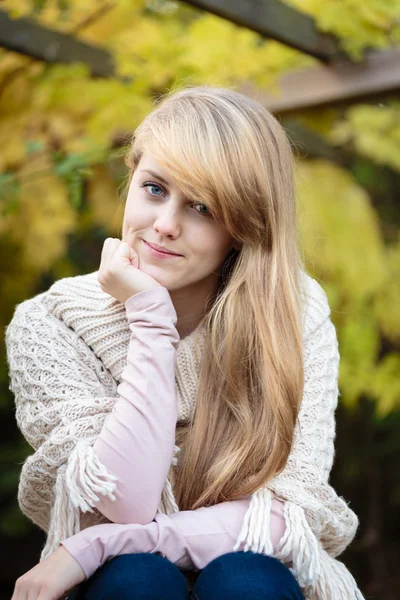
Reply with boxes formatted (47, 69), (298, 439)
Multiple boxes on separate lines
(140, 169), (170, 186)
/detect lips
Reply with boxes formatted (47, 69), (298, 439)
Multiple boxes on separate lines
(144, 240), (182, 256)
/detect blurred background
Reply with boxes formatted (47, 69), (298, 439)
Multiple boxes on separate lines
(0, 1), (399, 598)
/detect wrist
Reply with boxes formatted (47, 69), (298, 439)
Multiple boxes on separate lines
(122, 282), (163, 304)
(124, 286), (174, 311)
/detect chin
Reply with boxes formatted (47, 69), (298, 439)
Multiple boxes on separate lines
(140, 262), (169, 285)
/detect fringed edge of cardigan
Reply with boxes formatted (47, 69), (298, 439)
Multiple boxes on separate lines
(233, 487), (365, 600)
(40, 440), (180, 560)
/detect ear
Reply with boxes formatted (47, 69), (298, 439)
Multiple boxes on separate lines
(232, 241), (242, 251)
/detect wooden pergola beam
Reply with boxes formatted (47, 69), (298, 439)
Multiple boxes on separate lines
(240, 48), (400, 115)
(281, 119), (341, 163)
(181, 0), (341, 61)
(0, 8), (395, 164)
(0, 9), (115, 77)
(2, 7), (399, 113)
(280, 117), (348, 166)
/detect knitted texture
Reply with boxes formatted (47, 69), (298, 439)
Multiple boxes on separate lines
(6, 271), (364, 599)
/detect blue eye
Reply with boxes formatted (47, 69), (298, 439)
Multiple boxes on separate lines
(194, 204), (211, 216)
(141, 182), (212, 218)
(142, 182), (164, 197)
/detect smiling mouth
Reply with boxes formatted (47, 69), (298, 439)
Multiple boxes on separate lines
(143, 240), (183, 257)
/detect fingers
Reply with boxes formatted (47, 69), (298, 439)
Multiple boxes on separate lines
(119, 241), (140, 268)
(112, 240), (131, 262)
(102, 239), (139, 269)
(130, 245), (140, 269)
(98, 237), (147, 301)
(100, 238), (121, 265)
(100, 239), (138, 265)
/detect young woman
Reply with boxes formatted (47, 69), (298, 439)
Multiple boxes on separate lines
(6, 86), (364, 600)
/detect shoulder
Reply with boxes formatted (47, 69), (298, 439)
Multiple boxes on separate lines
(5, 273), (116, 388)
(299, 270), (332, 340)
(43, 270), (102, 308)
(44, 270), (100, 298)
(5, 271), (100, 345)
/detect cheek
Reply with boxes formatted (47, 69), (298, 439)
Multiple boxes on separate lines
(192, 224), (231, 252)
(123, 202), (147, 232)
(203, 229), (233, 258)
(193, 239), (231, 271)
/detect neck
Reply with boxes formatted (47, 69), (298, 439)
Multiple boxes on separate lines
(169, 283), (218, 339)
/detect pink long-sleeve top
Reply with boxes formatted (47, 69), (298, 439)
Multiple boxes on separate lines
(60, 286), (286, 580)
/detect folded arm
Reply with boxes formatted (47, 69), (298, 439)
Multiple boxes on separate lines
(6, 287), (179, 528)
(91, 287), (180, 524)
(61, 496), (286, 579)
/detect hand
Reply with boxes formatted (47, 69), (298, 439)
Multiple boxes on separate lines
(98, 238), (163, 303)
(11, 545), (85, 600)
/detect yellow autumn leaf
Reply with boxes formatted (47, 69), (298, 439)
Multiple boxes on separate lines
(86, 164), (124, 234)
(296, 159), (388, 298)
(370, 353), (400, 416)
(9, 156), (76, 271)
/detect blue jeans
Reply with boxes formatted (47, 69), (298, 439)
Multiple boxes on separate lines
(68, 551), (304, 599)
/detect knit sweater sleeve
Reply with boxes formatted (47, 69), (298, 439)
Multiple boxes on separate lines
(5, 285), (183, 529)
(269, 278), (359, 555)
(6, 294), (112, 452)
(5, 293), (123, 533)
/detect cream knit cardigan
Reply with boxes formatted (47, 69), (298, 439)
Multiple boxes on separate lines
(6, 270), (364, 599)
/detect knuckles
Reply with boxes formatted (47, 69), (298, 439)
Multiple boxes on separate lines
(98, 267), (117, 289)
(15, 574), (45, 591)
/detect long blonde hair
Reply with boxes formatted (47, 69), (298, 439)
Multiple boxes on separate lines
(124, 86), (306, 511)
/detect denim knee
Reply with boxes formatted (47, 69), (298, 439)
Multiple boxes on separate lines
(72, 553), (188, 600)
(191, 552), (304, 600)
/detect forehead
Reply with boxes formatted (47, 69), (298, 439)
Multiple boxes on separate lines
(136, 153), (171, 180)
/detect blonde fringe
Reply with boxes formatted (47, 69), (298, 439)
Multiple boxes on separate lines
(40, 437), (363, 600)
(233, 488), (365, 600)
(41, 442), (181, 560)
(233, 487), (274, 555)
(66, 440), (118, 512)
(40, 465), (81, 560)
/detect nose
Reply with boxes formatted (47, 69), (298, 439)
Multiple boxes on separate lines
(153, 204), (181, 239)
